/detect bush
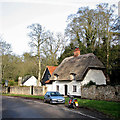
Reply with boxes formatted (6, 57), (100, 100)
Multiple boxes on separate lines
(84, 80), (96, 87)
(8, 80), (15, 86)
(2, 79), (5, 86)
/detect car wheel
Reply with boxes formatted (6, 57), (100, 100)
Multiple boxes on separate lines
(50, 99), (52, 104)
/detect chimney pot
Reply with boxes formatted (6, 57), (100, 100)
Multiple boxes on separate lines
(74, 48), (80, 57)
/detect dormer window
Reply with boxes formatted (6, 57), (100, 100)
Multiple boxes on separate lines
(70, 73), (76, 80)
(54, 74), (59, 80)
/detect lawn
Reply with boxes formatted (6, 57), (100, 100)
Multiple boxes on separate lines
(65, 97), (120, 120)
(2, 93), (44, 100)
(3, 94), (120, 120)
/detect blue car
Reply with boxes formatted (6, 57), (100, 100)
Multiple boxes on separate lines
(44, 91), (65, 104)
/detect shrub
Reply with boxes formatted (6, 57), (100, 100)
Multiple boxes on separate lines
(84, 80), (96, 87)
(8, 80), (15, 86)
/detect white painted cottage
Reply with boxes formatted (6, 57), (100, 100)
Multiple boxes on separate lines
(45, 48), (106, 96)
(22, 75), (41, 86)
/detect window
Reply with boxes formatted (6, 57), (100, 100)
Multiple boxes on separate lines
(54, 74), (59, 80)
(73, 85), (77, 92)
(56, 85), (59, 92)
(70, 73), (76, 80)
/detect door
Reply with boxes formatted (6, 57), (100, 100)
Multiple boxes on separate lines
(31, 86), (33, 95)
(64, 85), (68, 95)
(8, 87), (10, 93)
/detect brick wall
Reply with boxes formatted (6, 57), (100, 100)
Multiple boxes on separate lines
(81, 85), (120, 102)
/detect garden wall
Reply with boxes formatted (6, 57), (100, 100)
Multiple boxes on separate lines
(10, 86), (30, 95)
(2, 86), (47, 96)
(33, 86), (47, 95)
(81, 85), (120, 102)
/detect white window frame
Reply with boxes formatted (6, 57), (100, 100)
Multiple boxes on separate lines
(73, 85), (77, 92)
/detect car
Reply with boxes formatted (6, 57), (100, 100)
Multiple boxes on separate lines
(44, 91), (65, 104)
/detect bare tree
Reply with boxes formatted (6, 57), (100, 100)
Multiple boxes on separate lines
(27, 24), (47, 86)
(41, 31), (67, 66)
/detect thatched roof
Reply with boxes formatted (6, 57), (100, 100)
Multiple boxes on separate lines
(50, 53), (105, 81)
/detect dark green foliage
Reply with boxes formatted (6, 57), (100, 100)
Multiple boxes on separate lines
(2, 79), (5, 86)
(58, 43), (76, 64)
(8, 80), (15, 86)
(84, 81), (96, 87)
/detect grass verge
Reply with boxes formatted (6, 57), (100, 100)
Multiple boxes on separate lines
(65, 97), (120, 120)
(3, 94), (120, 120)
(2, 93), (44, 100)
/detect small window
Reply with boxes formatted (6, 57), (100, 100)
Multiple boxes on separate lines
(56, 85), (59, 91)
(54, 74), (59, 80)
(73, 85), (77, 92)
(70, 73), (76, 80)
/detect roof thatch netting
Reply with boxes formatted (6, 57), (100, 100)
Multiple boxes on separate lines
(50, 53), (105, 81)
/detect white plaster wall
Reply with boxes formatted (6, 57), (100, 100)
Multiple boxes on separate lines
(46, 84), (54, 91)
(46, 80), (81, 96)
(81, 69), (106, 85)
(23, 76), (40, 86)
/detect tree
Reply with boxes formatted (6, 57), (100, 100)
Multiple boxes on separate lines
(0, 37), (12, 81)
(65, 3), (117, 83)
(41, 32), (67, 66)
(58, 42), (76, 64)
(0, 36), (12, 55)
(27, 23), (47, 86)
(65, 7), (97, 53)
(22, 52), (38, 78)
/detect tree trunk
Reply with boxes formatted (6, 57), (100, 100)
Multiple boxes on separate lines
(37, 57), (41, 86)
(37, 39), (41, 86)
(106, 24), (110, 83)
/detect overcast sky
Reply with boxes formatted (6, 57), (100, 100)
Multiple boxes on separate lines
(0, 0), (119, 56)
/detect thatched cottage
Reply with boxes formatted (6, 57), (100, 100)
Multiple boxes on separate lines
(45, 48), (106, 96)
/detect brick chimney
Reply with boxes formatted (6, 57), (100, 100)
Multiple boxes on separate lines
(74, 48), (80, 57)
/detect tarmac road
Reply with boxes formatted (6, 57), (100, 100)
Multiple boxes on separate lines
(2, 96), (112, 119)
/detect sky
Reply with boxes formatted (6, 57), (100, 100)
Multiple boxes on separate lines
(0, 0), (119, 56)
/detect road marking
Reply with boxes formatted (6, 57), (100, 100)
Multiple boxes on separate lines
(62, 108), (101, 120)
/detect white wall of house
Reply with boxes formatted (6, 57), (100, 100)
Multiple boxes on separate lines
(23, 76), (41, 86)
(81, 69), (106, 85)
(46, 80), (82, 96)
(46, 84), (54, 91)
(45, 69), (106, 96)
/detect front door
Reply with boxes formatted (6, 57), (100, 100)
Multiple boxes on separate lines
(64, 85), (68, 95)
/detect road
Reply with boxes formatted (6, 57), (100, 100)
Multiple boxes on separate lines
(2, 96), (112, 119)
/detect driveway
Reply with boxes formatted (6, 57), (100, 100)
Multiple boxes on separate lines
(2, 96), (112, 119)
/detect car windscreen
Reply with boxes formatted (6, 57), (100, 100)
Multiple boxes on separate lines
(50, 92), (61, 96)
